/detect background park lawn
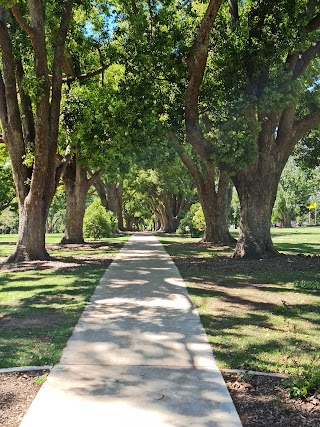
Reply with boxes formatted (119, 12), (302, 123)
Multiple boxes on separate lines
(159, 227), (320, 376)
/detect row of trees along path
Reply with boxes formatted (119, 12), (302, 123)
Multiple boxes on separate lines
(0, 0), (320, 262)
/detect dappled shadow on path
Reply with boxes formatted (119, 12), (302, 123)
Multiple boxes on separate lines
(18, 235), (241, 427)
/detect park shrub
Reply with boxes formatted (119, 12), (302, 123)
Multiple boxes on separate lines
(285, 367), (320, 398)
(178, 203), (205, 237)
(83, 199), (117, 239)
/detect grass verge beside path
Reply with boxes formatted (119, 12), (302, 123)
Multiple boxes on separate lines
(158, 227), (320, 377)
(0, 234), (130, 368)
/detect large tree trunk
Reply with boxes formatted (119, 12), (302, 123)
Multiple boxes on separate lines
(180, 151), (234, 245)
(0, 3), (73, 262)
(233, 167), (281, 258)
(159, 193), (179, 233)
(95, 178), (124, 231)
(8, 197), (50, 262)
(107, 183), (124, 231)
(200, 173), (235, 244)
(61, 159), (91, 244)
(201, 196), (232, 244)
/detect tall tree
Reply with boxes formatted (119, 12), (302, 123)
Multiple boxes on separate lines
(113, 0), (234, 244)
(181, 0), (237, 245)
(59, 57), (130, 241)
(206, 0), (320, 257)
(0, 1), (74, 261)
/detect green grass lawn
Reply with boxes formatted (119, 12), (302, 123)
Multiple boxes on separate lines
(159, 227), (320, 376)
(0, 266), (106, 367)
(0, 233), (130, 368)
(0, 233), (131, 258)
(158, 226), (320, 256)
(1, 228), (319, 374)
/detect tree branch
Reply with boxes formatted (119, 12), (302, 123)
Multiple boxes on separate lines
(0, 8), (24, 144)
(292, 41), (320, 80)
(94, 176), (108, 209)
(0, 70), (8, 126)
(141, 63), (184, 89)
(185, 0), (222, 160)
(62, 64), (108, 83)
(15, 59), (35, 144)
(130, 0), (138, 14)
(87, 170), (101, 186)
(55, 149), (72, 188)
(228, 0), (239, 24)
(50, 0), (74, 162)
(294, 110), (320, 142)
(11, 4), (35, 39)
(178, 149), (205, 194)
(306, 12), (320, 32)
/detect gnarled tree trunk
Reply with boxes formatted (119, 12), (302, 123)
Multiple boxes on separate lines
(233, 169), (280, 258)
(180, 151), (235, 245)
(95, 177), (124, 231)
(159, 193), (179, 233)
(200, 174), (234, 244)
(61, 158), (98, 244)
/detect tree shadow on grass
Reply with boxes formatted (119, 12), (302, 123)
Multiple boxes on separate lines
(275, 242), (320, 254)
(186, 282), (320, 372)
(0, 265), (108, 368)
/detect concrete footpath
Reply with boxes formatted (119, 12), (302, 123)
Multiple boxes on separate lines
(20, 234), (242, 427)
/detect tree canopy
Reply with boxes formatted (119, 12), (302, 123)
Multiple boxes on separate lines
(0, 0), (320, 261)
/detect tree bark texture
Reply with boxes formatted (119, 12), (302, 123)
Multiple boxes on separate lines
(61, 158), (95, 244)
(95, 177), (124, 231)
(233, 169), (280, 258)
(12, 196), (50, 261)
(107, 183), (124, 231)
(159, 193), (179, 233)
(180, 150), (234, 245)
(200, 173), (234, 244)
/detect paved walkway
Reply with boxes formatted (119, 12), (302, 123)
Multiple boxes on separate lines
(20, 234), (242, 427)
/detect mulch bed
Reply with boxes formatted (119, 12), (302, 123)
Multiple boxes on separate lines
(0, 371), (48, 427)
(223, 373), (320, 426)
(1, 371), (320, 426)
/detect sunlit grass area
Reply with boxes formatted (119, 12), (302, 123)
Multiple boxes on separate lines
(158, 226), (320, 256)
(0, 266), (106, 368)
(158, 227), (320, 375)
(271, 226), (320, 254)
(0, 233), (131, 258)
(0, 233), (130, 368)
